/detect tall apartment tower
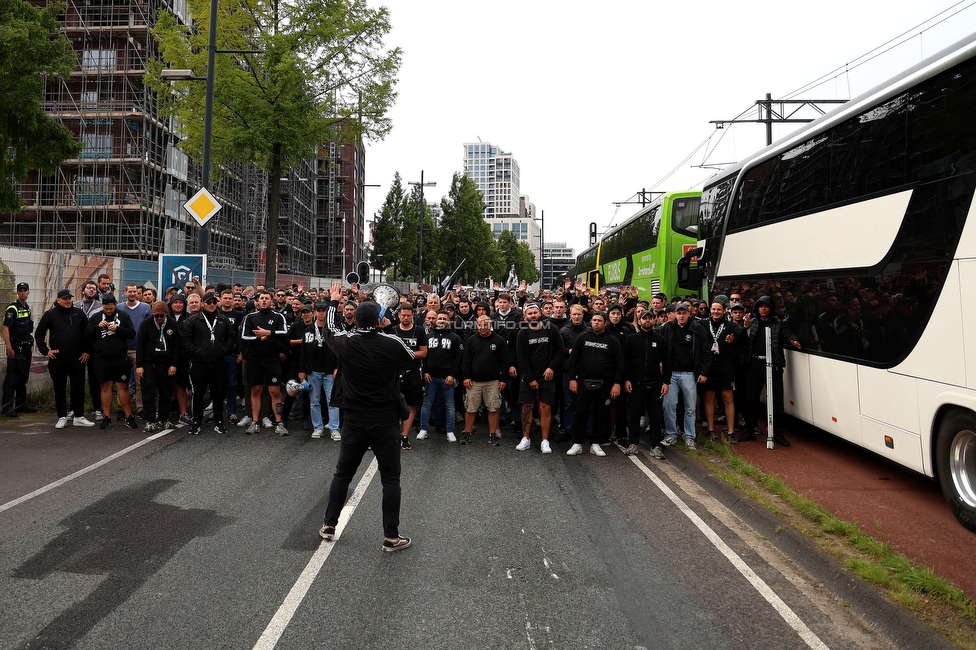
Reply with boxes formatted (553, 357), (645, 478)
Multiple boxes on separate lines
(462, 142), (520, 219)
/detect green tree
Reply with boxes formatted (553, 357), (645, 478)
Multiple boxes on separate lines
(437, 173), (504, 284)
(0, 0), (82, 211)
(497, 230), (539, 285)
(370, 172), (405, 279)
(398, 184), (436, 283)
(148, 0), (401, 287)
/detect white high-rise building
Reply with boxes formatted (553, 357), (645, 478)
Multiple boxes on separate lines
(463, 142), (520, 218)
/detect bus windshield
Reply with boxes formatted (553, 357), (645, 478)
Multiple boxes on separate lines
(671, 197), (700, 238)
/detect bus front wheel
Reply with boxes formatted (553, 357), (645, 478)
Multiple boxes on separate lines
(936, 410), (976, 533)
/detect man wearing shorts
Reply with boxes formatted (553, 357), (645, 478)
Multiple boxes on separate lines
(702, 300), (744, 441)
(85, 294), (137, 429)
(239, 290), (289, 435)
(514, 303), (564, 453)
(392, 303), (428, 450)
(460, 315), (508, 445)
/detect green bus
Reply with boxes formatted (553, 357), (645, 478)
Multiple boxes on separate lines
(572, 191), (701, 299)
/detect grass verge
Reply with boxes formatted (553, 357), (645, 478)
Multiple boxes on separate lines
(691, 437), (976, 650)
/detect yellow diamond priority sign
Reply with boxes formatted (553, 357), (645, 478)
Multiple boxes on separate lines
(184, 187), (222, 227)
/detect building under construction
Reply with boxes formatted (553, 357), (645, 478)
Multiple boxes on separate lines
(0, 0), (364, 279)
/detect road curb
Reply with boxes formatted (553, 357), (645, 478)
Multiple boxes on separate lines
(666, 449), (955, 650)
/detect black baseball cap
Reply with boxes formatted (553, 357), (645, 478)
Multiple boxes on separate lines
(101, 293), (118, 304)
(16, 282), (29, 291)
(57, 289), (73, 299)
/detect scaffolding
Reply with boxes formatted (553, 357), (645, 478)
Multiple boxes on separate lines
(0, 0), (354, 278)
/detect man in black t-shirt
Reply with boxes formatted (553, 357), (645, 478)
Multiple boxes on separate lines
(393, 303), (428, 450)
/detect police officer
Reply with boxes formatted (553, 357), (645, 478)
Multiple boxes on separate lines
(2, 282), (36, 416)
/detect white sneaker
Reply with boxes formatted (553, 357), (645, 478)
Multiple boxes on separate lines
(311, 428), (324, 439)
(330, 430), (341, 441)
(541, 440), (552, 454)
(262, 417), (274, 429)
(94, 410), (104, 421)
(55, 417), (68, 429)
(237, 415), (253, 427)
(417, 429), (428, 440)
(515, 437), (531, 451)
(590, 444), (606, 457)
(446, 431), (457, 443)
(566, 443), (583, 456)
(73, 416), (95, 427)
(66, 410), (74, 418)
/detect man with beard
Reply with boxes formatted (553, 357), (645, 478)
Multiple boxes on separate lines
(460, 315), (508, 445)
(514, 303), (564, 453)
(659, 302), (711, 449)
(418, 311), (462, 443)
(35, 289), (96, 428)
(566, 311), (623, 457)
(182, 292), (237, 435)
(624, 311), (670, 457)
(239, 290), (289, 435)
(701, 300), (743, 442)
(299, 301), (340, 440)
(218, 289), (245, 424)
(85, 294), (137, 429)
(392, 302), (428, 450)
(136, 300), (181, 433)
(558, 304), (589, 440)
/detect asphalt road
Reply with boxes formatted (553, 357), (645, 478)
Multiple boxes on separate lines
(0, 417), (945, 650)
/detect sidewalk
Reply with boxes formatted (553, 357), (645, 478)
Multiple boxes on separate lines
(729, 421), (976, 600)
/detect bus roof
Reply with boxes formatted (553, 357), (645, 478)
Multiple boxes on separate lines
(577, 190), (700, 259)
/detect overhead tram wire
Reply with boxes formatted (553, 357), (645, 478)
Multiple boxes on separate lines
(639, 1), (976, 200)
(781, 0), (976, 99)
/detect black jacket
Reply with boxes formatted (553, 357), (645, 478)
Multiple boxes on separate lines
(567, 329), (624, 384)
(299, 321), (338, 375)
(135, 315), (182, 368)
(86, 310), (135, 359)
(659, 319), (712, 378)
(181, 311), (237, 363)
(516, 324), (565, 384)
(324, 319), (415, 419)
(559, 321), (590, 372)
(36, 304), (88, 358)
(623, 328), (672, 385)
(462, 332), (509, 383)
(239, 308), (288, 359)
(424, 328), (463, 379)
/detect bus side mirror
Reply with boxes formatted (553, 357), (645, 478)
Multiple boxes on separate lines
(677, 247), (702, 291)
(586, 270), (601, 292)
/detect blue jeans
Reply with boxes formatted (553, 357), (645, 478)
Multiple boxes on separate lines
(420, 377), (455, 432)
(308, 371), (340, 431)
(664, 371), (698, 440)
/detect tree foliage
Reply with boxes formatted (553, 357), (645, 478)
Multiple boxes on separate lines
(497, 230), (539, 285)
(371, 171), (514, 287)
(147, 0), (401, 286)
(0, 0), (82, 211)
(437, 173), (504, 284)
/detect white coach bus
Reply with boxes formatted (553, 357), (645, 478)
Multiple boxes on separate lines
(683, 32), (976, 532)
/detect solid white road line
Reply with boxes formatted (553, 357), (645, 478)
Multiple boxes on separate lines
(629, 455), (830, 650)
(252, 458), (379, 650)
(0, 429), (175, 514)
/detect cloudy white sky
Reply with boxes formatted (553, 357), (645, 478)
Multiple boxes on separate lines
(362, 0), (976, 256)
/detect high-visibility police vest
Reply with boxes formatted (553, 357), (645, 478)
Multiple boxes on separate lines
(4, 302), (33, 342)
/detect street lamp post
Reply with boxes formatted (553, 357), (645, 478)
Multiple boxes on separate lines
(408, 171), (435, 286)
